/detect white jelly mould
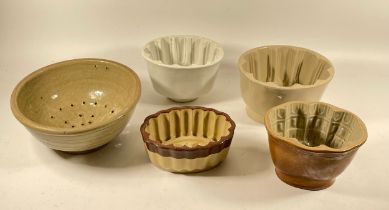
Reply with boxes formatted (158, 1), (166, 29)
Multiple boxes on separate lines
(142, 35), (224, 102)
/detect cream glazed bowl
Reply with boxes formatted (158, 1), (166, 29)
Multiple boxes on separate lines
(140, 106), (235, 173)
(238, 45), (335, 123)
(11, 58), (141, 153)
(142, 35), (224, 102)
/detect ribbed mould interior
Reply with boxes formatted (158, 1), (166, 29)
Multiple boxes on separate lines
(267, 103), (364, 149)
(143, 36), (223, 66)
(145, 109), (232, 148)
(240, 46), (333, 87)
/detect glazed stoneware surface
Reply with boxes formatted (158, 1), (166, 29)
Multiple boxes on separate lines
(140, 106), (235, 173)
(264, 101), (367, 190)
(239, 45), (335, 123)
(142, 35), (224, 102)
(11, 58), (141, 152)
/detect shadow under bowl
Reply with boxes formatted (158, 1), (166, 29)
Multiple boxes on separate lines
(238, 45), (335, 123)
(140, 106), (235, 173)
(142, 35), (224, 102)
(264, 101), (367, 190)
(11, 58), (141, 153)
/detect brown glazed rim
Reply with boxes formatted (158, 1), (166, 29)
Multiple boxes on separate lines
(140, 106), (236, 159)
(264, 101), (368, 153)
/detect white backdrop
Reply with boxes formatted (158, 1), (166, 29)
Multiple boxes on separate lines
(1, 0), (388, 209)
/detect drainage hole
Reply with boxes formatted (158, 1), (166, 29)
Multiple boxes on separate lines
(79, 114), (83, 117)
(82, 101), (86, 105)
(91, 115), (94, 117)
(64, 121), (68, 124)
(70, 104), (74, 107)
(94, 102), (98, 105)
(81, 123), (85, 126)
(40, 96), (43, 100)
(88, 121), (92, 124)
(104, 105), (107, 108)
(59, 108), (62, 111)
(50, 116), (54, 119)
(71, 125), (75, 128)
(111, 110), (114, 114)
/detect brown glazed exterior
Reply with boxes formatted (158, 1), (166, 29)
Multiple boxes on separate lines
(268, 134), (359, 190)
(140, 106), (236, 159)
(264, 101), (367, 190)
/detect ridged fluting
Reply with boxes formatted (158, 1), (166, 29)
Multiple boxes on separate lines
(140, 106), (235, 159)
(146, 109), (231, 146)
(240, 46), (333, 87)
(267, 102), (365, 150)
(143, 36), (223, 66)
(147, 147), (229, 173)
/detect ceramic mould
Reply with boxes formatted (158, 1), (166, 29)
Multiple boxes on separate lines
(264, 101), (367, 190)
(142, 35), (224, 102)
(140, 106), (235, 173)
(11, 58), (141, 153)
(239, 45), (335, 123)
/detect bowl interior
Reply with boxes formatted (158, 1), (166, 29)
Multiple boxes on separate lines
(145, 108), (232, 148)
(266, 102), (366, 150)
(239, 46), (334, 87)
(14, 59), (140, 130)
(143, 36), (223, 67)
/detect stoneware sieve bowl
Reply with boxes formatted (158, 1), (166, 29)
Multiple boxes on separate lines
(264, 101), (367, 190)
(238, 45), (335, 123)
(142, 35), (224, 102)
(140, 106), (235, 173)
(11, 58), (141, 153)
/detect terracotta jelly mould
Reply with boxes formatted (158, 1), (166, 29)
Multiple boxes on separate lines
(142, 35), (224, 102)
(11, 58), (141, 153)
(238, 45), (335, 123)
(140, 106), (235, 173)
(264, 101), (367, 190)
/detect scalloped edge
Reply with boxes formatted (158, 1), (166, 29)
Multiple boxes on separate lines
(238, 45), (335, 90)
(140, 106), (235, 159)
(142, 35), (224, 69)
(264, 101), (368, 153)
(146, 147), (229, 173)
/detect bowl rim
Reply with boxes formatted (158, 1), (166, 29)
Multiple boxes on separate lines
(10, 58), (141, 135)
(264, 101), (368, 153)
(141, 35), (224, 69)
(140, 106), (236, 158)
(238, 45), (335, 90)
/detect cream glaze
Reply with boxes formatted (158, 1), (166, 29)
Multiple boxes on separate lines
(145, 108), (232, 148)
(240, 45), (333, 87)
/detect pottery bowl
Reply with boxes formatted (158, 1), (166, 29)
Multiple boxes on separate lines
(140, 106), (235, 173)
(11, 58), (141, 153)
(264, 101), (367, 190)
(142, 35), (224, 102)
(238, 45), (335, 123)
